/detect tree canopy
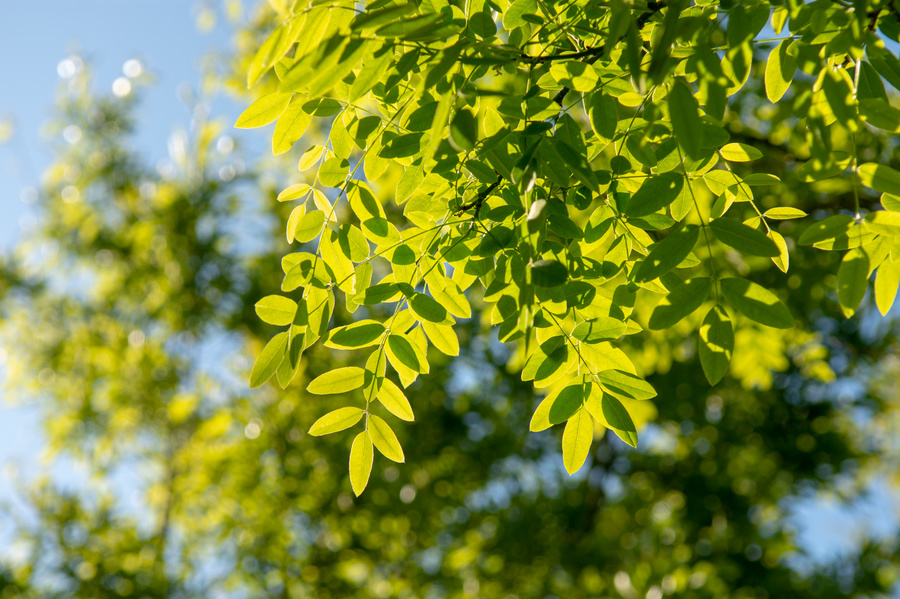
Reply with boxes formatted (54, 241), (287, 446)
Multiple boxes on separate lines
(2, 1), (900, 597)
(238, 0), (900, 492)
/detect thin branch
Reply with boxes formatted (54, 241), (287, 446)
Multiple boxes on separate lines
(455, 174), (502, 215)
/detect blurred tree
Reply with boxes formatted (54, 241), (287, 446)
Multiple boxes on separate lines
(1, 2), (900, 598)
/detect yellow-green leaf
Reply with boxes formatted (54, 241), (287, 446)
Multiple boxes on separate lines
(309, 407), (364, 436)
(562, 408), (593, 475)
(865, 210), (900, 236)
(710, 218), (779, 257)
(235, 92), (291, 128)
(376, 378), (414, 421)
(648, 277), (713, 330)
(601, 394), (638, 447)
(764, 207), (806, 220)
(668, 78), (703, 159)
(720, 142), (762, 162)
(367, 414), (404, 463)
(349, 431), (373, 496)
(875, 259), (900, 316)
(249, 332), (288, 388)
(764, 40), (797, 103)
(307, 367), (366, 395)
(324, 320), (385, 350)
(720, 277), (793, 328)
(254, 295), (298, 326)
(859, 163), (900, 195)
(421, 320), (459, 356)
(598, 370), (657, 401)
(698, 305), (733, 385)
(837, 248), (869, 317)
(272, 98), (312, 155)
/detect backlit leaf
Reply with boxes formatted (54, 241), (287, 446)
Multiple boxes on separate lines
(648, 277), (712, 330)
(698, 305), (733, 385)
(367, 414), (404, 462)
(249, 332), (289, 388)
(307, 367), (366, 394)
(562, 408), (593, 474)
(710, 218), (779, 257)
(720, 277), (793, 328)
(349, 431), (373, 496)
(309, 407), (364, 436)
(837, 248), (869, 317)
(255, 295), (298, 326)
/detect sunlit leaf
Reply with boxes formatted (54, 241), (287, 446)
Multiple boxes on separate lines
(720, 278), (793, 328)
(307, 367), (366, 394)
(309, 407), (364, 436)
(698, 305), (733, 385)
(349, 431), (373, 496)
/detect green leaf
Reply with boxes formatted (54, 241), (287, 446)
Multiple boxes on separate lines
(837, 248), (869, 317)
(571, 318), (626, 343)
(865, 210), (900, 236)
(555, 140), (598, 191)
(875, 259), (900, 316)
(531, 259), (569, 287)
(709, 218), (779, 257)
(351, 3), (418, 30)
(859, 98), (900, 132)
(421, 320), (459, 356)
(698, 305), (733, 385)
(884, 193), (900, 212)
(367, 414), (404, 463)
(235, 92), (291, 128)
(548, 380), (588, 425)
(255, 295), (298, 326)
(450, 108), (478, 151)
(648, 277), (713, 330)
(362, 282), (402, 305)
(633, 225), (699, 283)
(764, 207), (806, 220)
(309, 407), (364, 436)
(324, 320), (385, 350)
(307, 367), (366, 395)
(562, 408), (593, 475)
(588, 91), (617, 145)
(869, 44), (900, 92)
(764, 39), (797, 103)
(550, 62), (599, 93)
(272, 98), (312, 155)
(349, 431), (373, 496)
(720, 277), (793, 328)
(601, 394), (637, 447)
(624, 173), (684, 218)
(277, 183), (311, 202)
(386, 334), (424, 379)
(294, 210), (325, 244)
(720, 143), (762, 162)
(319, 157), (350, 187)
(798, 214), (854, 245)
(598, 370), (657, 401)
(668, 78), (703, 159)
(502, 0), (538, 29)
(377, 378), (415, 421)
(408, 293), (449, 323)
(859, 163), (900, 195)
(249, 332), (289, 388)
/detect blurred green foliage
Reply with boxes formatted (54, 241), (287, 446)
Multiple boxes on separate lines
(1, 1), (900, 598)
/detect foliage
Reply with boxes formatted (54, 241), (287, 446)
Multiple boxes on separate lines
(2, 2), (900, 598)
(241, 0), (900, 492)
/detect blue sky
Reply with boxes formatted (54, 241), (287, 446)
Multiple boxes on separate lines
(0, 0), (242, 251)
